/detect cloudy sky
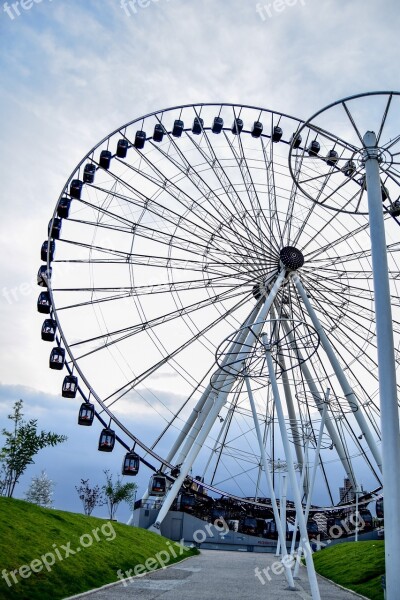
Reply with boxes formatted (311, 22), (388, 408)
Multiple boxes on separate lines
(0, 0), (399, 520)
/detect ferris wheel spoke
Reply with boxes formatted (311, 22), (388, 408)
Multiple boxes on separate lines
(203, 400), (238, 483)
(306, 351), (379, 481)
(376, 94), (393, 144)
(303, 220), (370, 262)
(186, 150), (269, 255)
(282, 182), (308, 247)
(70, 283), (251, 356)
(55, 252), (256, 279)
(305, 277), (400, 339)
(266, 114), (285, 245)
(313, 267), (400, 286)
(341, 101), (366, 147)
(261, 137), (287, 244)
(121, 160), (270, 265)
(212, 461), (259, 497)
(102, 290), (253, 406)
(184, 125), (275, 257)
(308, 247), (374, 267)
(301, 270), (374, 310)
(54, 274), (250, 311)
(78, 186), (265, 264)
(222, 129), (279, 252)
(295, 205), (363, 257)
(317, 177), (363, 209)
(62, 216), (269, 276)
(294, 166), (346, 187)
(383, 132), (400, 152)
(114, 145), (249, 246)
(90, 176), (218, 241)
(293, 158), (364, 213)
(291, 278), (384, 437)
(69, 197), (258, 263)
(150, 121), (266, 256)
(150, 362), (220, 453)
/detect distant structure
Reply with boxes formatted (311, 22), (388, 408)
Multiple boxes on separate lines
(339, 478), (355, 503)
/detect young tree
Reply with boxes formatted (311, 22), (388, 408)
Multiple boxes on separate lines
(25, 470), (54, 508)
(0, 400), (67, 497)
(75, 478), (104, 516)
(103, 470), (137, 520)
(0, 464), (7, 496)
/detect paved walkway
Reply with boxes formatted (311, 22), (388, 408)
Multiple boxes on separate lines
(70, 550), (365, 600)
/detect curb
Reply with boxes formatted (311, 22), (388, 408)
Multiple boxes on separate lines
(63, 554), (197, 599)
(316, 573), (372, 600)
(298, 563), (372, 600)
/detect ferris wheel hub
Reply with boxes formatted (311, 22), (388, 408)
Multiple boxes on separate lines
(279, 246), (304, 271)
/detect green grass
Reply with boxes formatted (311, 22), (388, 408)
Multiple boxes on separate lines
(0, 497), (199, 600)
(312, 540), (385, 600)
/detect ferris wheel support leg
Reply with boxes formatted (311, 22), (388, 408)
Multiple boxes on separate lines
(363, 130), (400, 600)
(281, 475), (288, 556)
(173, 302), (263, 468)
(140, 489), (150, 504)
(280, 317), (358, 490)
(290, 440), (310, 561)
(292, 274), (382, 473)
(264, 335), (321, 600)
(254, 417), (269, 500)
(201, 404), (234, 482)
(164, 383), (213, 465)
(271, 305), (304, 476)
(294, 395), (328, 578)
(275, 475), (283, 557)
(278, 351), (305, 479)
(174, 393), (216, 467)
(245, 377), (296, 590)
(139, 384), (217, 506)
(148, 271), (286, 534)
(169, 302), (262, 469)
(275, 475), (288, 557)
(290, 515), (298, 559)
(275, 475), (282, 556)
(148, 384), (232, 534)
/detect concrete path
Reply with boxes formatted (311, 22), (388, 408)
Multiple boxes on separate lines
(70, 550), (366, 600)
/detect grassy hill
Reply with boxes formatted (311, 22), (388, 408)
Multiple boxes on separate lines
(0, 497), (198, 600)
(312, 540), (385, 600)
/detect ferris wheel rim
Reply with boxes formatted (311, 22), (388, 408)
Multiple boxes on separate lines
(40, 100), (394, 511)
(51, 101), (307, 213)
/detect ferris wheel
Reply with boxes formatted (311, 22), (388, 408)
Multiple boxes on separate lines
(37, 101), (399, 534)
